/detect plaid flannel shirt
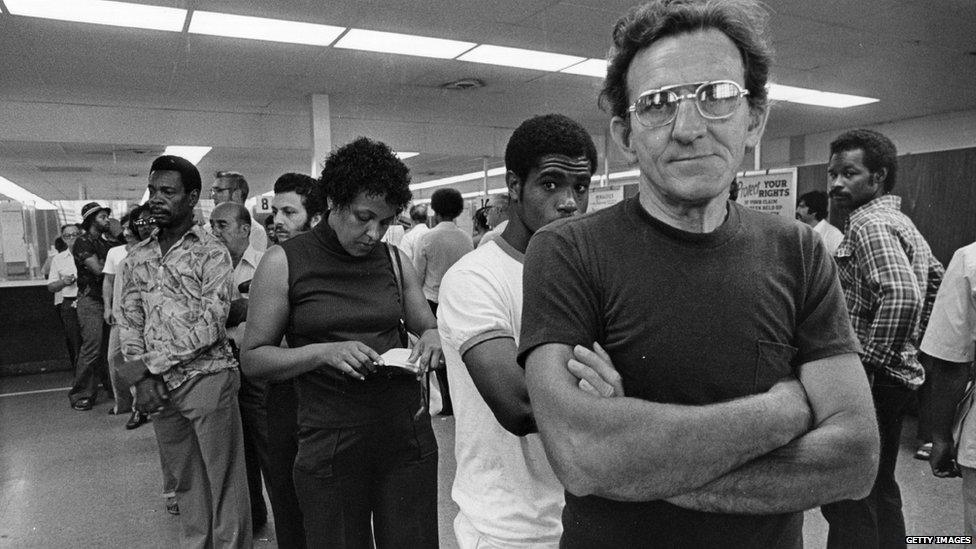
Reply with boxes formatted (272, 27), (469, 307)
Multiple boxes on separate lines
(835, 195), (943, 389)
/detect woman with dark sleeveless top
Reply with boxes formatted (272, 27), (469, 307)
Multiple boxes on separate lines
(242, 138), (442, 548)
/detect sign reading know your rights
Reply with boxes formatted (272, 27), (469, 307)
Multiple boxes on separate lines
(734, 167), (798, 219)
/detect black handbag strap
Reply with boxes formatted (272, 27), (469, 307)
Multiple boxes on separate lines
(386, 243), (409, 346)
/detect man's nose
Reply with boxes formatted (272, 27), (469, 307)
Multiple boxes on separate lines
(557, 194), (578, 214)
(671, 99), (706, 143)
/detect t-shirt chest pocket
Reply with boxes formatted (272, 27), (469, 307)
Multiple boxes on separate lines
(754, 340), (799, 392)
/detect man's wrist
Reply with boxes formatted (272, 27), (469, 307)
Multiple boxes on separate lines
(118, 358), (152, 386)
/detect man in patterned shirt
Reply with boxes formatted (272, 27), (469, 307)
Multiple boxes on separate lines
(821, 128), (943, 548)
(118, 155), (251, 547)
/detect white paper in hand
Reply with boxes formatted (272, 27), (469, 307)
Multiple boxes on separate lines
(379, 348), (421, 374)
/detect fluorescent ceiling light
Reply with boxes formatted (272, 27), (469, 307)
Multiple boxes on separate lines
(462, 187), (507, 199)
(768, 84), (878, 108)
(0, 175), (57, 210)
(561, 59), (608, 78)
(189, 10), (345, 47)
(163, 146), (212, 165)
(5, 0), (186, 32)
(395, 152), (420, 160)
(410, 166), (506, 191)
(335, 29), (475, 60)
(140, 189), (149, 205)
(458, 45), (585, 72)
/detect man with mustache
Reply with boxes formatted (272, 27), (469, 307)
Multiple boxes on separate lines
(820, 128), (944, 548)
(118, 155), (251, 547)
(518, 1), (880, 546)
(211, 170), (266, 252)
(270, 173), (323, 243)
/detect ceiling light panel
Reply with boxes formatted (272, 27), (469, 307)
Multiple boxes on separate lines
(395, 152), (420, 160)
(561, 59), (608, 78)
(410, 166), (506, 191)
(188, 10), (345, 47)
(0, 175), (58, 210)
(458, 45), (585, 72)
(163, 146), (212, 165)
(4, 0), (187, 32)
(768, 84), (879, 108)
(335, 29), (475, 60)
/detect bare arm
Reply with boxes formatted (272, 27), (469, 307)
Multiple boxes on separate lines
(396, 248), (441, 371)
(83, 255), (104, 276)
(666, 353), (879, 513)
(927, 355), (969, 478)
(525, 343), (811, 501)
(463, 337), (535, 436)
(102, 273), (115, 325)
(240, 246), (381, 381)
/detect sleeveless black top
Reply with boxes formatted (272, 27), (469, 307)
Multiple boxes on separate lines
(279, 220), (417, 427)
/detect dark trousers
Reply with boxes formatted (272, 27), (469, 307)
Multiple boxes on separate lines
(821, 376), (913, 549)
(293, 407), (438, 549)
(238, 367), (270, 528)
(265, 381), (305, 549)
(57, 299), (82, 369)
(426, 299), (452, 413)
(69, 295), (111, 405)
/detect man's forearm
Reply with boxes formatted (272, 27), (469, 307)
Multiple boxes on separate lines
(666, 413), (878, 514)
(928, 357), (970, 443)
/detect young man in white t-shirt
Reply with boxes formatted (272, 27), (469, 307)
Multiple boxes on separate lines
(438, 114), (602, 548)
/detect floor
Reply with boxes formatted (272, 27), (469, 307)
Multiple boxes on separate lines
(0, 371), (967, 547)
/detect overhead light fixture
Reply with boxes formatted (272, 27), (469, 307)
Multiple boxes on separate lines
(140, 189), (149, 205)
(0, 175), (58, 210)
(335, 29), (475, 60)
(163, 146), (212, 165)
(4, 0), (187, 32)
(458, 45), (585, 72)
(395, 152), (420, 160)
(189, 10), (345, 47)
(768, 84), (878, 108)
(561, 58), (608, 78)
(410, 166), (506, 191)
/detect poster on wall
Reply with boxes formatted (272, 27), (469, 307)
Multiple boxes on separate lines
(734, 167), (797, 219)
(588, 186), (625, 212)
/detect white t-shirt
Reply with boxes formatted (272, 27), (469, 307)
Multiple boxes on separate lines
(437, 238), (563, 547)
(815, 219), (844, 256)
(47, 250), (78, 305)
(398, 223), (429, 261)
(103, 245), (129, 318)
(920, 242), (976, 467)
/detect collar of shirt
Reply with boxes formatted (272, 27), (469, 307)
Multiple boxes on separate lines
(850, 195), (902, 225)
(240, 246), (261, 270)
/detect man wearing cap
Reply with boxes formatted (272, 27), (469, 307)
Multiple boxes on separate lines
(69, 202), (121, 411)
(211, 171), (266, 252)
(118, 155), (251, 547)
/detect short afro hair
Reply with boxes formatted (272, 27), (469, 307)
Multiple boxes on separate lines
(473, 206), (490, 232)
(829, 129), (898, 192)
(316, 137), (412, 212)
(505, 114), (598, 183)
(274, 173), (325, 217)
(430, 188), (464, 220)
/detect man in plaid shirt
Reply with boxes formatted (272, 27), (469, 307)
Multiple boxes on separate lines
(821, 128), (944, 548)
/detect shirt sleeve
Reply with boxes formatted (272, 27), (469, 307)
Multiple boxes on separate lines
(72, 236), (95, 270)
(793, 234), (862, 365)
(103, 247), (120, 275)
(117, 254), (147, 361)
(438, 261), (513, 357)
(918, 254), (945, 340)
(412, 233), (430, 286)
(853, 221), (923, 371)
(517, 227), (601, 367)
(920, 248), (976, 363)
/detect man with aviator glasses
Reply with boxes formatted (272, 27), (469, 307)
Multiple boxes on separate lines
(518, 0), (879, 546)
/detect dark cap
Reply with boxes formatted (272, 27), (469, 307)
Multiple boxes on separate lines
(150, 155), (202, 193)
(80, 201), (111, 220)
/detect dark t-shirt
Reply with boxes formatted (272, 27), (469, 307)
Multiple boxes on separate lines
(517, 197), (860, 548)
(72, 232), (117, 301)
(280, 220), (418, 428)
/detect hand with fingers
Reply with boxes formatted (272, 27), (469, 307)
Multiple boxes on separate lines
(408, 329), (444, 377)
(321, 341), (382, 381)
(568, 342), (626, 398)
(135, 375), (170, 414)
(930, 440), (961, 478)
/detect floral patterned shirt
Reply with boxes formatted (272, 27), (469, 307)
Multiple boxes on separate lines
(118, 224), (237, 390)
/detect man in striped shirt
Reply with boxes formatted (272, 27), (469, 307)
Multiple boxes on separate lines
(821, 128), (944, 548)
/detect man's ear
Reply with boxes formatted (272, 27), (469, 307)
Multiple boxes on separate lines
(188, 188), (200, 209)
(506, 171), (522, 203)
(873, 167), (888, 190)
(610, 116), (637, 164)
(310, 213), (323, 228)
(744, 104), (769, 149)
